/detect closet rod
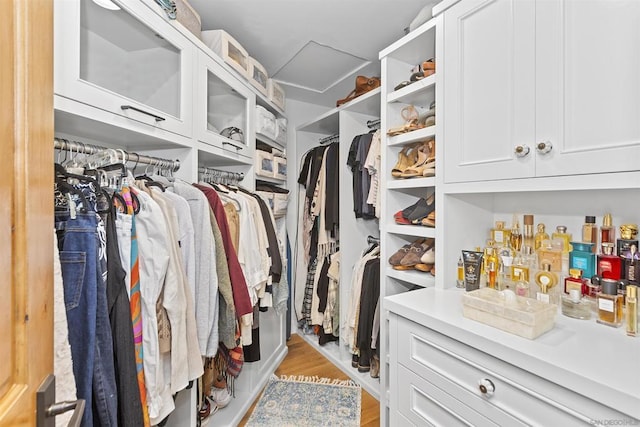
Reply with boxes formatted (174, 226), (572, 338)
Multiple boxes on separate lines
(198, 167), (244, 181)
(318, 134), (339, 145)
(54, 137), (181, 172)
(367, 119), (381, 129)
(367, 235), (380, 244)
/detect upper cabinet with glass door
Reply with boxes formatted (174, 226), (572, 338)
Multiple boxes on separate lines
(195, 50), (254, 164)
(54, 0), (194, 138)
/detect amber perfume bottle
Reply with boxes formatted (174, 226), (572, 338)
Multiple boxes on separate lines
(597, 243), (622, 280)
(597, 278), (623, 327)
(457, 256), (465, 288)
(523, 214), (534, 250)
(552, 225), (572, 254)
(534, 223), (550, 251)
(626, 285), (638, 337)
(537, 240), (563, 272)
(600, 213), (615, 253)
(582, 215), (598, 249)
(491, 221), (509, 246)
(486, 247), (499, 289)
(510, 216), (523, 252)
(535, 263), (558, 304)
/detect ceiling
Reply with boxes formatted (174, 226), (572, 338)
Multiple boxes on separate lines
(188, 0), (438, 107)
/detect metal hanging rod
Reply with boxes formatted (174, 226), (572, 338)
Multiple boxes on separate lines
(367, 235), (380, 244)
(54, 137), (180, 172)
(367, 119), (381, 129)
(318, 134), (339, 145)
(198, 167), (244, 181)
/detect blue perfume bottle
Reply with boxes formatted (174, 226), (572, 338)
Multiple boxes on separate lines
(570, 242), (596, 279)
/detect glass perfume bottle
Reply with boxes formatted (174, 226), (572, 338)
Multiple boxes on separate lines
(564, 268), (586, 294)
(597, 242), (622, 280)
(510, 216), (523, 252)
(491, 221), (509, 246)
(623, 244), (640, 285)
(523, 214), (534, 250)
(583, 275), (602, 312)
(569, 241), (596, 279)
(535, 263), (558, 304)
(486, 247), (498, 289)
(457, 256), (465, 288)
(537, 239), (563, 272)
(562, 289), (591, 320)
(511, 250), (531, 282)
(552, 226), (572, 254)
(534, 223), (550, 251)
(514, 271), (530, 298)
(626, 284), (638, 337)
(582, 215), (598, 248)
(596, 278), (623, 327)
(498, 239), (515, 282)
(600, 213), (615, 253)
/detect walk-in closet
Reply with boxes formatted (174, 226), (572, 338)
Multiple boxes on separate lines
(2, 0), (639, 425)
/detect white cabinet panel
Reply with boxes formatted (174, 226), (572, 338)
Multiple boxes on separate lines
(54, 0), (194, 137)
(443, 0), (535, 182)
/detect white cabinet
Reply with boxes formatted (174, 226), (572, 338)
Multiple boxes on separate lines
(54, 0), (194, 137)
(443, 0), (640, 183)
(195, 50), (254, 163)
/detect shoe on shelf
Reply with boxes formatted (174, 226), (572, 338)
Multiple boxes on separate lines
(370, 354), (380, 378)
(414, 263), (434, 273)
(357, 360), (371, 373)
(387, 105), (425, 136)
(389, 238), (425, 266)
(391, 144), (418, 178)
(400, 140), (435, 178)
(421, 211), (436, 227)
(400, 239), (434, 267)
(351, 354), (359, 368)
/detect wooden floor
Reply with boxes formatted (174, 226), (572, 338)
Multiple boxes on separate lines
(239, 333), (381, 426)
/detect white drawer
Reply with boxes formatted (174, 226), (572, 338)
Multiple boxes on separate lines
(397, 364), (519, 427)
(396, 316), (627, 426)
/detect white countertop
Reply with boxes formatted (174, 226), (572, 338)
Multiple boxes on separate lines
(384, 287), (640, 419)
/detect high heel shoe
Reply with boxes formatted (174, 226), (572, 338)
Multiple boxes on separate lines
(391, 145), (413, 178)
(387, 105), (422, 136)
(400, 140), (435, 178)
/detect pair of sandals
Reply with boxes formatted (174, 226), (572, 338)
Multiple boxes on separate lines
(393, 58), (436, 91)
(387, 103), (436, 136)
(394, 194), (436, 227)
(391, 139), (436, 178)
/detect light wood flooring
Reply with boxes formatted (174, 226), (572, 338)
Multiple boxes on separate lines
(239, 333), (381, 426)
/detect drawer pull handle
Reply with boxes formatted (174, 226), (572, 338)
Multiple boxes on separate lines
(222, 141), (243, 151)
(536, 141), (553, 154)
(514, 144), (530, 158)
(478, 378), (495, 397)
(121, 105), (166, 122)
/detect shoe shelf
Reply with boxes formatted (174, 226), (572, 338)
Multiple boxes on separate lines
(387, 125), (436, 146)
(256, 131), (284, 151)
(386, 74), (436, 105)
(385, 267), (435, 288)
(387, 176), (436, 190)
(386, 223), (435, 239)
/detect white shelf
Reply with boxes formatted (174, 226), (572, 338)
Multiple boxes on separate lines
(256, 132), (285, 151)
(255, 174), (286, 185)
(296, 333), (381, 400)
(297, 109), (339, 135)
(379, 17), (438, 61)
(386, 223), (435, 239)
(196, 142), (253, 167)
(385, 267), (435, 288)
(337, 87), (381, 116)
(387, 125), (436, 146)
(387, 176), (436, 189)
(387, 74), (436, 105)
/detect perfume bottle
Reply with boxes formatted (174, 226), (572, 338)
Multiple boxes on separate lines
(491, 221), (509, 246)
(583, 275), (602, 311)
(569, 241), (596, 279)
(457, 256), (465, 288)
(534, 223), (550, 251)
(523, 214), (534, 250)
(596, 278), (623, 327)
(582, 215), (598, 248)
(535, 263), (558, 304)
(626, 284), (638, 337)
(601, 213), (615, 253)
(623, 245), (640, 285)
(537, 239), (563, 272)
(511, 250), (531, 282)
(562, 289), (591, 320)
(486, 247), (499, 289)
(482, 240), (496, 281)
(498, 239), (515, 282)
(552, 225), (573, 254)
(597, 243), (622, 280)
(564, 268), (586, 294)
(510, 216), (523, 252)
(514, 271), (530, 298)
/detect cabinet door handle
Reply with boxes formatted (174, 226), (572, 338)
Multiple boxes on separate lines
(514, 144), (530, 158)
(222, 140), (243, 151)
(121, 105), (166, 122)
(478, 378), (495, 397)
(536, 141), (553, 154)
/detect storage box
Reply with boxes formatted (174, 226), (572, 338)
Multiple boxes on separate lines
(267, 79), (286, 110)
(273, 156), (287, 181)
(461, 288), (557, 339)
(248, 57), (269, 96)
(275, 117), (287, 145)
(201, 30), (249, 77)
(255, 105), (277, 140)
(175, 0), (201, 39)
(255, 150), (274, 178)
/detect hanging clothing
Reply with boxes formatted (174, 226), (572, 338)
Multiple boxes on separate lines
(347, 132), (376, 219)
(364, 130), (382, 218)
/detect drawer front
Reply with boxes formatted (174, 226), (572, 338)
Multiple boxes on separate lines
(397, 365), (508, 427)
(397, 317), (596, 426)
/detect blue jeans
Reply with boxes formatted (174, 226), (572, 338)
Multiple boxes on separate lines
(56, 210), (118, 426)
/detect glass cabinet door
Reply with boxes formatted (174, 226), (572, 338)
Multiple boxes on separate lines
(55, 0), (193, 137)
(196, 51), (254, 163)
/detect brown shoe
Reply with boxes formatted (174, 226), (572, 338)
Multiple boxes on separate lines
(370, 354), (380, 378)
(388, 238), (424, 266)
(400, 239), (434, 267)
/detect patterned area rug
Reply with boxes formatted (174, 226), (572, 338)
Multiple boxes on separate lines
(246, 375), (362, 427)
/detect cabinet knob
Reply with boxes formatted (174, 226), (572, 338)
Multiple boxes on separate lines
(478, 378), (495, 397)
(514, 145), (530, 158)
(536, 141), (553, 154)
